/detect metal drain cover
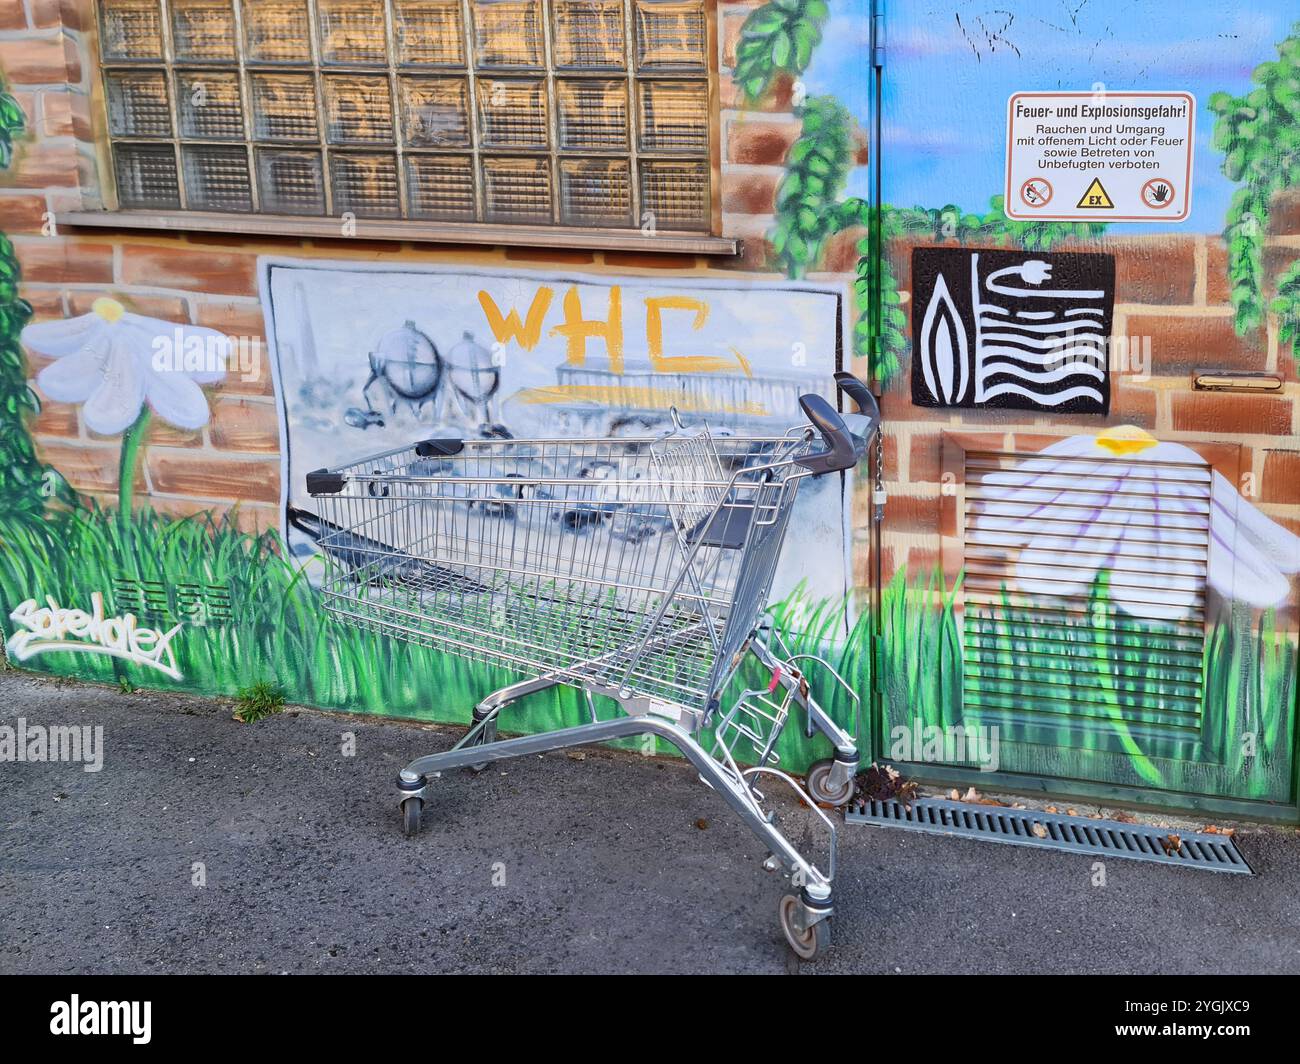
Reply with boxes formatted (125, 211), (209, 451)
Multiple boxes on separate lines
(846, 797), (1252, 874)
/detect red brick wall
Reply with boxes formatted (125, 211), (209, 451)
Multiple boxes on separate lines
(5, 0), (1294, 587)
(869, 225), (1300, 583)
(0, 0), (823, 533)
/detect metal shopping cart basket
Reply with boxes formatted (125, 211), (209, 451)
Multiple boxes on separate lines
(305, 372), (879, 959)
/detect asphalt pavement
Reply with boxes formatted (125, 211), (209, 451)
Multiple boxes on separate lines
(2, 669), (1298, 974)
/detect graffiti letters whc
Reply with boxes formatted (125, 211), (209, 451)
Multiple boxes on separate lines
(912, 247), (1116, 413)
(971, 427), (1300, 621)
(6, 592), (184, 681)
(265, 261), (853, 607)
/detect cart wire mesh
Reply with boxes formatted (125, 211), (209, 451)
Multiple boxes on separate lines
(307, 428), (816, 713)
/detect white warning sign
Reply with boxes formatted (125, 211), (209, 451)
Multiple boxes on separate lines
(1005, 91), (1195, 222)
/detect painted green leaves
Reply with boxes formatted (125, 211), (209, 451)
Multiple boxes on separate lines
(0, 86), (23, 170)
(771, 95), (853, 278)
(0, 77), (56, 526)
(732, 2), (1117, 389)
(734, 0), (829, 104)
(1209, 23), (1300, 352)
(1274, 258), (1300, 355)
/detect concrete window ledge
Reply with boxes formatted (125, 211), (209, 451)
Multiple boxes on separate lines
(58, 210), (742, 257)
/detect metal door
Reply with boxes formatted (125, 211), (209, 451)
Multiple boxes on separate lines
(871, 0), (1300, 810)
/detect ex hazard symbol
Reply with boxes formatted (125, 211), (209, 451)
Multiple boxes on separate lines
(1076, 178), (1114, 210)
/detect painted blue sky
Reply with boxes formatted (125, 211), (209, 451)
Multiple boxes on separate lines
(803, 0), (1295, 234)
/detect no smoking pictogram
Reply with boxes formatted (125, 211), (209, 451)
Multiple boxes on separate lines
(1020, 177), (1053, 208)
(1141, 178), (1176, 209)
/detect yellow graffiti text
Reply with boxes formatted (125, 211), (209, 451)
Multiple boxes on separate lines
(509, 384), (767, 416)
(477, 287), (554, 351)
(550, 286), (624, 374)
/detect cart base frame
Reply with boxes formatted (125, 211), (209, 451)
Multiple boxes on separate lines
(396, 635), (858, 956)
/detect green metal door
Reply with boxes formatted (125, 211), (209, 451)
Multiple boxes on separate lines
(871, 0), (1300, 811)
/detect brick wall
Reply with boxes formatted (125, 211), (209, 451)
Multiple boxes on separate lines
(873, 219), (1300, 584)
(0, 0), (829, 535)
(8, 0), (1292, 600)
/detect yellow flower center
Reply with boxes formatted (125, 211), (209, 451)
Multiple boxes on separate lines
(1096, 425), (1158, 456)
(91, 297), (126, 323)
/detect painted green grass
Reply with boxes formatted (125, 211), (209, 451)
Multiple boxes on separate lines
(0, 505), (559, 729)
(878, 566), (963, 734)
(0, 504), (863, 767)
(881, 567), (1296, 801)
(964, 573), (1211, 764)
(1, 504), (1295, 796)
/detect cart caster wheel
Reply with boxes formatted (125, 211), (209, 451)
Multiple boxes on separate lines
(806, 759), (855, 807)
(401, 797), (423, 837)
(779, 894), (830, 961)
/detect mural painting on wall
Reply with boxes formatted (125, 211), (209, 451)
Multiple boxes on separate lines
(743, 1), (1300, 799)
(0, 35), (860, 771)
(910, 247), (1116, 412)
(887, 10), (1300, 800)
(0, 271), (857, 765)
(0, 1), (1297, 804)
(264, 262), (852, 609)
(954, 427), (1300, 798)
(1, 290), (235, 683)
(973, 431), (1300, 621)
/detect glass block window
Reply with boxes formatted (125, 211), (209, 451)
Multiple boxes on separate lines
(96, 0), (714, 231)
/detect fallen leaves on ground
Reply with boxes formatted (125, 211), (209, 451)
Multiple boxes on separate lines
(960, 786), (1009, 807)
(859, 763), (918, 805)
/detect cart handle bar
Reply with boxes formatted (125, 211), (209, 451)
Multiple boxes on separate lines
(306, 437), (465, 494)
(794, 372), (880, 476)
(305, 376), (880, 493)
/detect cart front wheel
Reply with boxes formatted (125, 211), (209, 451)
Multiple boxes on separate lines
(779, 894), (830, 961)
(401, 797), (423, 837)
(805, 759), (855, 807)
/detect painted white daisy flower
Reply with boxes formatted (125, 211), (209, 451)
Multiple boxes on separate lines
(23, 297), (228, 435)
(970, 426), (1300, 621)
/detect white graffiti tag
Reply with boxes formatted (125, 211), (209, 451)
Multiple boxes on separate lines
(6, 592), (183, 680)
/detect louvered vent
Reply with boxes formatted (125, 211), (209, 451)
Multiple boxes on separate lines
(961, 448), (1211, 754)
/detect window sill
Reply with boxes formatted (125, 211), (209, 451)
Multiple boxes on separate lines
(58, 210), (741, 257)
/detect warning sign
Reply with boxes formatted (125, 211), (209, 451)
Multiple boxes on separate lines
(1005, 91), (1194, 222)
(1076, 178), (1114, 209)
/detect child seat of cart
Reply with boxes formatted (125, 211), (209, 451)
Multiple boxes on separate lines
(686, 502), (755, 549)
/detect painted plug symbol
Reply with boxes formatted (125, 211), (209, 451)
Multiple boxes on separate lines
(1018, 260), (1053, 285)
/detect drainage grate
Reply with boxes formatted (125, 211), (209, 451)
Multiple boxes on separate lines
(846, 798), (1252, 874)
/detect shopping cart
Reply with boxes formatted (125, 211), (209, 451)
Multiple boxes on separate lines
(305, 372), (879, 959)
